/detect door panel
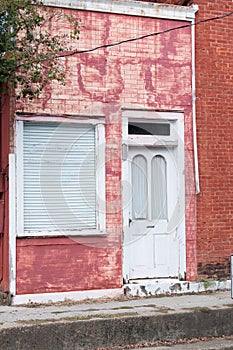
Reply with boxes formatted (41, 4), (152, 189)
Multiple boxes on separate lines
(126, 146), (179, 279)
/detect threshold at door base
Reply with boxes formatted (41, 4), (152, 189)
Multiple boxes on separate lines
(124, 279), (231, 297)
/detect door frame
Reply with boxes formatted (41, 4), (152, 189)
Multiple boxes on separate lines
(122, 109), (185, 282)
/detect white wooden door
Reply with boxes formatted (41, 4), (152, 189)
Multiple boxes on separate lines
(125, 146), (180, 279)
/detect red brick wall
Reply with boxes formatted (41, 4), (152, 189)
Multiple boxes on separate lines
(195, 0), (233, 279)
(16, 238), (122, 294)
(16, 7), (194, 294)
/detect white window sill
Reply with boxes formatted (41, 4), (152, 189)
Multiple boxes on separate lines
(16, 229), (106, 238)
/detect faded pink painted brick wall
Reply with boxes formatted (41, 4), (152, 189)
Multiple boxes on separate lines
(16, 7), (195, 294)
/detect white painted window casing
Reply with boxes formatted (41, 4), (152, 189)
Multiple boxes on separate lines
(127, 119), (178, 148)
(16, 119), (105, 237)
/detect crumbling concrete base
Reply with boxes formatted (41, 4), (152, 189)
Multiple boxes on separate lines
(1, 308), (233, 350)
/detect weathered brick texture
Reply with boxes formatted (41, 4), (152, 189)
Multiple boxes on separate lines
(195, 0), (233, 279)
(16, 6), (195, 293)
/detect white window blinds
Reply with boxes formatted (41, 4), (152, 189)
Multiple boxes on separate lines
(23, 122), (96, 232)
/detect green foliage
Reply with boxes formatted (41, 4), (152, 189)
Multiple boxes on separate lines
(0, 0), (79, 99)
(200, 278), (215, 290)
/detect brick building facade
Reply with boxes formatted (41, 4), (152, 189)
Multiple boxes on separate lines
(0, 0), (232, 303)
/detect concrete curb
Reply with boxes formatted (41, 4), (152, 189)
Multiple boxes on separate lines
(1, 307), (233, 350)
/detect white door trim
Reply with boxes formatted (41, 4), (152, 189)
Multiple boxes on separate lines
(122, 110), (185, 282)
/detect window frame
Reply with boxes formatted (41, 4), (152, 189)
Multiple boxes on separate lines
(16, 116), (106, 237)
(127, 119), (177, 147)
(131, 154), (148, 220)
(151, 154), (168, 220)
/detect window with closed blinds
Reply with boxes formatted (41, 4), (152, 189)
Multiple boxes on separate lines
(23, 122), (96, 232)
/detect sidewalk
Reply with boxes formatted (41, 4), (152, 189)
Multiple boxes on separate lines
(0, 291), (233, 349)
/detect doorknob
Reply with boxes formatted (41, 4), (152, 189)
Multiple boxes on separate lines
(129, 218), (132, 227)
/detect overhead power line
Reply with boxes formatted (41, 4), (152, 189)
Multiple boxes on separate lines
(58, 10), (233, 58)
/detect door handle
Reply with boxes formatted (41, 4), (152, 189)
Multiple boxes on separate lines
(129, 218), (132, 227)
(146, 225), (155, 228)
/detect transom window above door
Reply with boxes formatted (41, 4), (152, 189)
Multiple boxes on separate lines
(127, 119), (178, 147)
(128, 122), (170, 136)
